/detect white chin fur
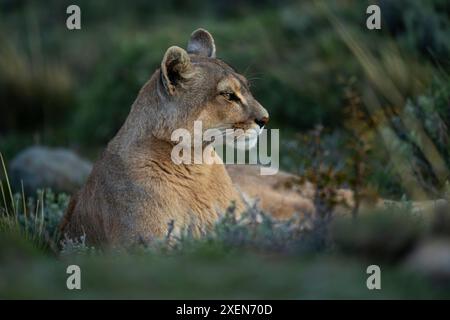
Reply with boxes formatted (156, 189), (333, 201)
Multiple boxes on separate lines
(233, 129), (260, 150)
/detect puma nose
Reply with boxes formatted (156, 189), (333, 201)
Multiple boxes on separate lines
(255, 117), (269, 128)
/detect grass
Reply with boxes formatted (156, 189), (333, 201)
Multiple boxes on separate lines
(0, 153), (68, 253)
(1, 152), (450, 299)
(2, 244), (446, 299)
(1, 212), (449, 299)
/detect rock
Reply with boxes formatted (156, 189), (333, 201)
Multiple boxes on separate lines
(10, 146), (92, 194)
(431, 200), (450, 236)
(405, 239), (450, 282)
(331, 211), (421, 262)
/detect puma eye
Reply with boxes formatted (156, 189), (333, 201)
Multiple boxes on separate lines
(221, 91), (239, 102)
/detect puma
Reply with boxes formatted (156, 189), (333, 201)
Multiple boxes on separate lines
(60, 29), (270, 246)
(60, 29), (444, 247)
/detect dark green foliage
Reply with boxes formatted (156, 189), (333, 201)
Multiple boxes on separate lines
(0, 38), (75, 134)
(380, 0), (450, 66)
(384, 75), (450, 197)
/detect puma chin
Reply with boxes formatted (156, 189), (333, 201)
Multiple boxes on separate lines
(226, 125), (263, 150)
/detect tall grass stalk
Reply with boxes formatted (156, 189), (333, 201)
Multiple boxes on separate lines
(0, 152), (66, 251)
(21, 180), (29, 239)
(0, 152), (16, 214)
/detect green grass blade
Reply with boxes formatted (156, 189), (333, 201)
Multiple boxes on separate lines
(0, 152), (16, 214)
(21, 180), (28, 239)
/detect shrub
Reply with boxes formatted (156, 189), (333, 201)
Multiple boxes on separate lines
(1, 153), (68, 253)
(380, 0), (450, 67)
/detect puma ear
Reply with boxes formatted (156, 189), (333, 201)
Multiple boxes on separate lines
(161, 46), (193, 95)
(187, 28), (216, 58)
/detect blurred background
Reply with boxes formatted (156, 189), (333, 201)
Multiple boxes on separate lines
(1, 0), (450, 298)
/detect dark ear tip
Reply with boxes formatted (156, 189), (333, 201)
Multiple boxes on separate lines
(191, 28), (212, 38)
(187, 28), (216, 58)
(163, 46), (189, 63)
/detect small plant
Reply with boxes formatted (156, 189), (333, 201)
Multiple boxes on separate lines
(60, 234), (97, 256)
(0, 153), (68, 253)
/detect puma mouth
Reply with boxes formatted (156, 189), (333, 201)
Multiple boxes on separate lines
(232, 122), (256, 131)
(206, 124), (263, 150)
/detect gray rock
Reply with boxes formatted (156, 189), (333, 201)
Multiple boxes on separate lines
(10, 146), (92, 194)
(405, 239), (450, 282)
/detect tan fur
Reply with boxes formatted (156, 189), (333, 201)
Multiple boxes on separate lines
(226, 164), (357, 219)
(227, 165), (316, 219)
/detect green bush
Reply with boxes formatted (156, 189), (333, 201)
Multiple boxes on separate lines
(380, 0), (450, 67)
(382, 75), (450, 197)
